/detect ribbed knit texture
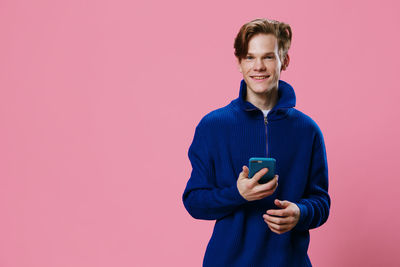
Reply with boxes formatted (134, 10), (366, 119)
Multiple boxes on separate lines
(183, 80), (330, 267)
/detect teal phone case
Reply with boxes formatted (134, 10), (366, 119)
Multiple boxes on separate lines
(249, 157), (276, 184)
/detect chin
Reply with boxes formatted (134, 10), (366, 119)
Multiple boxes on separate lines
(252, 85), (273, 94)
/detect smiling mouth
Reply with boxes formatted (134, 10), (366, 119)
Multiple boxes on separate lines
(251, 75), (270, 80)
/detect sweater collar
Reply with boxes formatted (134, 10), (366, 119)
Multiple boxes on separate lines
(236, 79), (296, 112)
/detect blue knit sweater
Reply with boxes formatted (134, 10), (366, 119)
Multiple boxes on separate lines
(183, 80), (330, 267)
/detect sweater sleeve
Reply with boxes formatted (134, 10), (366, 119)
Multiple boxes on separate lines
(294, 129), (331, 231)
(182, 121), (247, 220)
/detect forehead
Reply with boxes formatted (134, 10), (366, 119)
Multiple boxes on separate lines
(247, 33), (279, 54)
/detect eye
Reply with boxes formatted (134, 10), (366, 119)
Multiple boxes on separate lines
(245, 55), (254, 60)
(264, 55), (274, 59)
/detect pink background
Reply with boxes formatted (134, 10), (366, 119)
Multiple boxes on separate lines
(1, 0), (399, 266)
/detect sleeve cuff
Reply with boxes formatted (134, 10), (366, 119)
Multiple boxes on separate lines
(294, 202), (309, 231)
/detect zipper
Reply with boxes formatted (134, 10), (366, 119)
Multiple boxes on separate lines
(264, 115), (268, 157)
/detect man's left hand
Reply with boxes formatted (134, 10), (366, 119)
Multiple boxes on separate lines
(263, 199), (300, 234)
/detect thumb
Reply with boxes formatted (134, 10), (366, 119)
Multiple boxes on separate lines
(241, 166), (249, 178)
(275, 199), (291, 208)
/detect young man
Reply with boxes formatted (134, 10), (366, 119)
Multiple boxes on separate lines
(182, 18), (330, 266)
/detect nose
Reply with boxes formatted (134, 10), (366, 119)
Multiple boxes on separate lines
(253, 58), (266, 71)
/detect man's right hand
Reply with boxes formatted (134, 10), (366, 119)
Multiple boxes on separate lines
(237, 166), (278, 201)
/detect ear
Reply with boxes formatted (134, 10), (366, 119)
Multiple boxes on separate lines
(281, 54), (290, 71)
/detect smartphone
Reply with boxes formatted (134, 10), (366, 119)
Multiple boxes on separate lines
(249, 157), (276, 184)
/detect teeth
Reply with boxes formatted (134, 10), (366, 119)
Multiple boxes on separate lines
(253, 76), (267, 80)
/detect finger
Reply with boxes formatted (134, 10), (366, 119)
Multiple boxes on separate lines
(264, 220), (290, 234)
(253, 184), (278, 201)
(242, 165), (249, 176)
(267, 225), (280, 235)
(266, 208), (291, 217)
(265, 220), (284, 230)
(254, 176), (278, 192)
(274, 199), (291, 208)
(251, 168), (269, 185)
(263, 214), (292, 225)
(238, 166), (249, 180)
(255, 181), (279, 199)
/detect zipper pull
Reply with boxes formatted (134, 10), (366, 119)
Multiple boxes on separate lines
(264, 116), (268, 125)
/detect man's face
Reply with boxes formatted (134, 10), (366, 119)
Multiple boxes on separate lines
(238, 33), (287, 96)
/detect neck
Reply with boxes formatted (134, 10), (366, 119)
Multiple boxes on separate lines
(245, 88), (278, 110)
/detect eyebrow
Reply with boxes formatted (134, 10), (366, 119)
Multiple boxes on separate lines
(246, 52), (275, 56)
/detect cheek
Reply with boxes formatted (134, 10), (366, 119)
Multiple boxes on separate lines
(238, 64), (244, 73)
(268, 63), (279, 72)
(240, 63), (252, 74)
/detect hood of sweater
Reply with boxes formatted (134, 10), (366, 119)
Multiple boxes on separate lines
(231, 79), (296, 120)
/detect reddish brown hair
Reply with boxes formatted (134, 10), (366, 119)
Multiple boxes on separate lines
(234, 18), (292, 62)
